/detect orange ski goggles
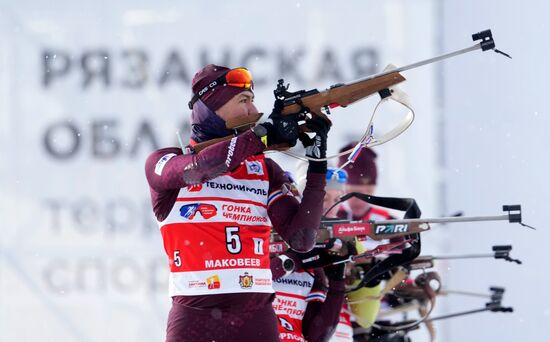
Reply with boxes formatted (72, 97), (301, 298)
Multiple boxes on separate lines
(188, 67), (254, 109)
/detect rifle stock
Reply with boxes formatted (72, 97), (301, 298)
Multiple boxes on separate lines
(192, 71), (406, 153)
(281, 71), (406, 118)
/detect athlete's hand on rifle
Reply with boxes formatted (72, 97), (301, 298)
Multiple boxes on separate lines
(293, 238), (350, 270)
(298, 114), (331, 173)
(299, 115), (331, 158)
(324, 262), (346, 281)
(254, 99), (303, 147)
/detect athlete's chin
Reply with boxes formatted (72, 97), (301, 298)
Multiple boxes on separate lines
(350, 205), (368, 218)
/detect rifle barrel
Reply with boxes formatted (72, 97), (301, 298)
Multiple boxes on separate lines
(372, 214), (509, 225)
(427, 307), (491, 322)
(439, 289), (492, 299)
(432, 253), (495, 260)
(349, 43), (481, 86)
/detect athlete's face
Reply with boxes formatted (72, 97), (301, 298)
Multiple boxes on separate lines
(345, 183), (376, 218)
(215, 91), (258, 121)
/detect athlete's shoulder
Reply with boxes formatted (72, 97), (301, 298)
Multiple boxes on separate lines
(146, 147), (182, 165)
(144, 147), (183, 177)
(147, 147), (183, 160)
(263, 156), (281, 174)
(264, 157), (289, 182)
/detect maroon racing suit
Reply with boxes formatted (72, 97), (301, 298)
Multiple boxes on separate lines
(271, 253), (346, 342)
(145, 130), (326, 342)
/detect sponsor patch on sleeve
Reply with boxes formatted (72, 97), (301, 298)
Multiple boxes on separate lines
(245, 160), (264, 176)
(154, 153), (177, 176)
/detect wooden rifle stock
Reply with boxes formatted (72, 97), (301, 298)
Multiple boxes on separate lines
(192, 71), (406, 153)
(280, 71), (406, 118)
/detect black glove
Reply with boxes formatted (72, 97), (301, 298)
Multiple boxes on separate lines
(253, 99), (300, 147)
(324, 262), (346, 281)
(294, 238), (348, 269)
(296, 239), (347, 281)
(299, 115), (331, 173)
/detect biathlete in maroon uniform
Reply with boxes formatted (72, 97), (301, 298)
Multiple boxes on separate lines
(271, 248), (347, 342)
(272, 269), (328, 342)
(145, 64), (331, 342)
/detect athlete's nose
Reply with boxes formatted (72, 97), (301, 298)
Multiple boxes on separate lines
(247, 103), (259, 116)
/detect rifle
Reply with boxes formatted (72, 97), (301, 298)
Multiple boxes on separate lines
(320, 204), (530, 239)
(192, 29), (508, 154)
(193, 69), (406, 153)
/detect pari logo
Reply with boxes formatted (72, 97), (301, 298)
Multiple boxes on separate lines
(374, 224), (409, 235)
(206, 275), (221, 290)
(245, 160), (264, 176)
(179, 203), (217, 220)
(239, 272), (254, 289)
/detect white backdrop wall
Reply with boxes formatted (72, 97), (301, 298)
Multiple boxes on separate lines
(0, 1), (483, 341)
(439, 0), (550, 341)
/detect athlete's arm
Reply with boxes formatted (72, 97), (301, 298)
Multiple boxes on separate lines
(145, 130), (265, 221)
(302, 269), (346, 342)
(145, 130), (265, 192)
(266, 159), (326, 252)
